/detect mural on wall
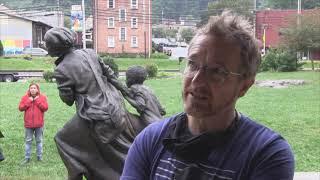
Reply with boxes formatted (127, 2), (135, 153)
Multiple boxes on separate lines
(1, 39), (31, 55)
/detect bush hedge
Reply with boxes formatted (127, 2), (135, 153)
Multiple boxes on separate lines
(99, 53), (146, 58)
(43, 71), (54, 82)
(0, 40), (3, 56)
(150, 52), (169, 59)
(260, 49), (304, 72)
(145, 63), (158, 78)
(101, 56), (119, 77)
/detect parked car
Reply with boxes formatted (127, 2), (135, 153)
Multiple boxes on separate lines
(22, 48), (48, 56)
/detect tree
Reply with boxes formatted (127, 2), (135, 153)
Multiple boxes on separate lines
(152, 28), (166, 38)
(152, 0), (208, 24)
(263, 0), (297, 9)
(153, 28), (178, 39)
(263, 0), (320, 9)
(165, 29), (178, 39)
(180, 28), (195, 43)
(280, 12), (320, 69)
(64, 16), (71, 29)
(199, 0), (254, 26)
(0, 40), (4, 56)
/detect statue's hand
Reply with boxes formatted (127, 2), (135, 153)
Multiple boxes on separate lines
(59, 87), (75, 106)
(160, 109), (166, 116)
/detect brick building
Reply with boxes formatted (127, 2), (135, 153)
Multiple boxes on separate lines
(256, 9), (320, 59)
(93, 0), (152, 56)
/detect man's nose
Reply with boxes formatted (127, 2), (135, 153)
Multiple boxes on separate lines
(191, 67), (207, 85)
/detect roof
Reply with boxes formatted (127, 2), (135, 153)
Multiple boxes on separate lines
(0, 9), (52, 28)
(152, 38), (170, 44)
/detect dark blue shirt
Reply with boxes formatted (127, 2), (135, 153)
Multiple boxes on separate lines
(121, 113), (294, 180)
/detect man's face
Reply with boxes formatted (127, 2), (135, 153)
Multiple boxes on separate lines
(45, 42), (63, 57)
(182, 35), (252, 118)
(29, 85), (38, 97)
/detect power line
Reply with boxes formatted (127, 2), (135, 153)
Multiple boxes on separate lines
(0, 2), (258, 19)
(1, 4), (306, 26)
(0, 5), (58, 13)
(0, 1), (256, 17)
(0, 10), (303, 25)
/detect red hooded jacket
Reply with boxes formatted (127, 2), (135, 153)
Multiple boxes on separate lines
(18, 84), (48, 128)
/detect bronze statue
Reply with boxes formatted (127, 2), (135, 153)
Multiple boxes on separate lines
(0, 130), (4, 162)
(122, 66), (166, 133)
(44, 27), (165, 180)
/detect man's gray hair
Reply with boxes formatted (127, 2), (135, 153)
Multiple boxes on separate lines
(190, 10), (261, 78)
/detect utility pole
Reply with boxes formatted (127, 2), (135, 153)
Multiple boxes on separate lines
(82, 0), (86, 49)
(143, 0), (146, 58)
(57, 0), (60, 27)
(297, 0), (301, 25)
(148, 0), (151, 58)
(261, 23), (267, 56)
(162, 8), (164, 24)
(263, 26), (266, 55)
(93, 0), (98, 53)
(253, 0), (256, 38)
(296, 0), (302, 64)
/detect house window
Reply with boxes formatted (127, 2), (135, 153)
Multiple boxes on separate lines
(119, 27), (126, 41)
(108, 17), (114, 28)
(131, 0), (138, 9)
(131, 17), (138, 28)
(108, 36), (115, 47)
(108, 0), (115, 8)
(119, 9), (126, 22)
(131, 36), (138, 47)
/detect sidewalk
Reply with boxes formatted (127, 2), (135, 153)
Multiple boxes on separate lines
(302, 67), (320, 71)
(294, 172), (320, 180)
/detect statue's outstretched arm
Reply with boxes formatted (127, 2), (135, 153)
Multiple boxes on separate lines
(54, 68), (75, 106)
(123, 92), (146, 114)
(97, 57), (130, 97)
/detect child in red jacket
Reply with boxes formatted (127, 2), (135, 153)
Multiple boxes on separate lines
(19, 83), (48, 164)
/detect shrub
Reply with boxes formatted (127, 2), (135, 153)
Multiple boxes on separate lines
(0, 40), (3, 56)
(100, 53), (145, 58)
(277, 51), (302, 72)
(145, 63), (158, 78)
(102, 56), (119, 77)
(151, 52), (169, 59)
(152, 42), (156, 53)
(43, 71), (54, 82)
(260, 49), (303, 72)
(23, 55), (32, 61)
(260, 49), (278, 71)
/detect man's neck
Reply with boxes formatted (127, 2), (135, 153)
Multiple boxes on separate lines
(187, 109), (237, 135)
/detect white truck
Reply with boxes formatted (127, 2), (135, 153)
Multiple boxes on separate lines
(0, 70), (43, 82)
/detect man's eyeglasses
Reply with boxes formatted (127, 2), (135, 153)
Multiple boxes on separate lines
(184, 60), (242, 85)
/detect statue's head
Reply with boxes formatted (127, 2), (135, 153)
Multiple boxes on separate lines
(44, 27), (76, 57)
(126, 66), (147, 87)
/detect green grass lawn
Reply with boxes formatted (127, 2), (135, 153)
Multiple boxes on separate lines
(0, 56), (184, 72)
(115, 58), (185, 71)
(0, 57), (56, 71)
(0, 71), (319, 179)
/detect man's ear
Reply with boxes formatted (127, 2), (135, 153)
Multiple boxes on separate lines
(238, 78), (255, 97)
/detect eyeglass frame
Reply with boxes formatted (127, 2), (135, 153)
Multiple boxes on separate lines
(184, 59), (243, 85)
